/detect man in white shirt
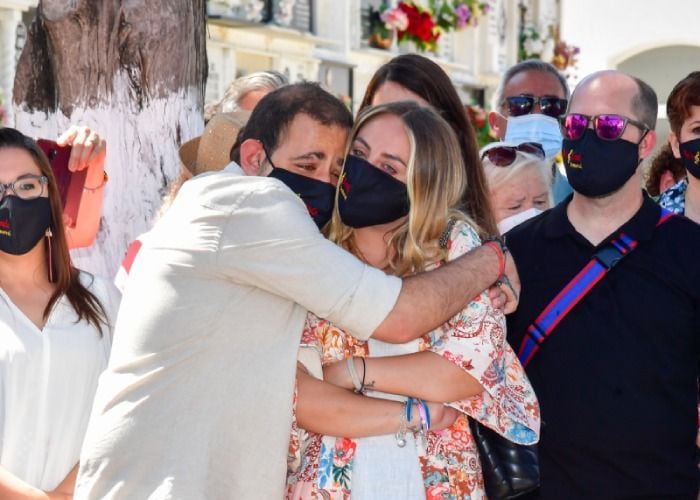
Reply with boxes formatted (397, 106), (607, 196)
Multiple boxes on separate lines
(76, 83), (517, 499)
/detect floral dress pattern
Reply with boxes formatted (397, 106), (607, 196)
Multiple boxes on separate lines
(657, 178), (687, 215)
(287, 221), (540, 499)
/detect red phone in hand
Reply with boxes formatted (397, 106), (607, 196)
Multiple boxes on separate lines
(36, 139), (86, 228)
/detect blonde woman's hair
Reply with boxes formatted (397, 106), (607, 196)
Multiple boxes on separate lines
(328, 101), (481, 277)
(482, 151), (554, 207)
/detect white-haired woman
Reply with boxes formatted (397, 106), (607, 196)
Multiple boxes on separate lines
(481, 142), (554, 234)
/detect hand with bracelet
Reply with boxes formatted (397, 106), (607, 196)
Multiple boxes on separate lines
(324, 353), (484, 407)
(57, 126), (108, 248)
(296, 366), (458, 439)
(483, 236), (520, 314)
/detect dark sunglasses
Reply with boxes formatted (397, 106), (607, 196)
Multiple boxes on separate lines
(481, 142), (546, 167)
(560, 113), (649, 141)
(505, 94), (568, 118)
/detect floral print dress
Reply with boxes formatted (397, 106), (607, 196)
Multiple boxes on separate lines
(287, 221), (540, 499)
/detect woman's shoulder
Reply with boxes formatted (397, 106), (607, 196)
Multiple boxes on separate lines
(445, 219), (482, 260)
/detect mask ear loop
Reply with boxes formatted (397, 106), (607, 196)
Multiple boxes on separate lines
(46, 227), (55, 283)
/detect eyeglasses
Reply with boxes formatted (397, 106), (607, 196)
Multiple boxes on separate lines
(560, 113), (649, 141)
(505, 95), (569, 118)
(481, 142), (546, 167)
(0, 175), (48, 200)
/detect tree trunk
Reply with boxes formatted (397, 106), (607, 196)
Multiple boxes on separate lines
(13, 0), (207, 279)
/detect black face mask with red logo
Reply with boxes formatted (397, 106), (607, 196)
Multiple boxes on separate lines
(337, 155), (410, 228)
(562, 129), (641, 198)
(679, 138), (700, 180)
(0, 196), (51, 255)
(267, 166), (335, 229)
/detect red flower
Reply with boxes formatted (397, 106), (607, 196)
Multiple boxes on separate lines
(397, 2), (439, 43)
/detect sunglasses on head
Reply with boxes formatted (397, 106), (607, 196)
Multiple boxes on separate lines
(560, 113), (649, 141)
(505, 94), (568, 119)
(481, 142), (546, 167)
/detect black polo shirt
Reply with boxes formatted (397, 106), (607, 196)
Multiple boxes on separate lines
(506, 194), (700, 499)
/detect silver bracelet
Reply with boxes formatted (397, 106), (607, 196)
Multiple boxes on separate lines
(395, 400), (409, 448)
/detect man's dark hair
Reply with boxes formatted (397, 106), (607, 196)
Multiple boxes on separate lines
(230, 82), (352, 162)
(631, 75), (658, 130)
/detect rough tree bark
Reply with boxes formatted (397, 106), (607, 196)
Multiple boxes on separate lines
(13, 0), (207, 278)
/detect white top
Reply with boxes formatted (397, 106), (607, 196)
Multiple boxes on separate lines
(0, 272), (119, 491)
(352, 338), (425, 500)
(76, 163), (402, 500)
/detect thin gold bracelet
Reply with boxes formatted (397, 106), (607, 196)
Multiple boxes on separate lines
(84, 171), (109, 192)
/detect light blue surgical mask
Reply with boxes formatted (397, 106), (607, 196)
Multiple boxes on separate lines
(504, 114), (563, 160)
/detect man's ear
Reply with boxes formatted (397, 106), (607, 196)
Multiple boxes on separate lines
(488, 111), (507, 140)
(668, 131), (681, 159)
(639, 129), (657, 160)
(238, 139), (266, 176)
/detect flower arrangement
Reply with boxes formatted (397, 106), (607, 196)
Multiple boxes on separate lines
(369, 2), (409, 48)
(396, 1), (441, 51)
(519, 24), (580, 75)
(370, 0), (489, 52)
(432, 0), (489, 32)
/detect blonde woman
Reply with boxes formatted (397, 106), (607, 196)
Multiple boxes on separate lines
(481, 142), (554, 234)
(286, 102), (539, 499)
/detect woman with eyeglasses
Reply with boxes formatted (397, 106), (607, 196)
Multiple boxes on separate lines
(481, 142), (554, 234)
(0, 128), (119, 499)
(286, 102), (539, 499)
(657, 71), (700, 223)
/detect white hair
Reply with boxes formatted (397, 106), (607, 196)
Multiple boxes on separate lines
(482, 151), (554, 206)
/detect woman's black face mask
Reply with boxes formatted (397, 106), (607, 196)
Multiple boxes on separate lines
(0, 196), (51, 255)
(337, 155), (409, 228)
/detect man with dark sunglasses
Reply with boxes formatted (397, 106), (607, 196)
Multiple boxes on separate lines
(488, 60), (573, 203)
(505, 70), (700, 499)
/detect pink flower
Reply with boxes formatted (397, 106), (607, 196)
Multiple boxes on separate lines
(455, 4), (471, 28)
(381, 7), (409, 31)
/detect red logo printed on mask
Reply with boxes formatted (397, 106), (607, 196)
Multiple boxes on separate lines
(565, 149), (583, 169)
(306, 204), (318, 217)
(681, 148), (700, 165)
(340, 176), (351, 200)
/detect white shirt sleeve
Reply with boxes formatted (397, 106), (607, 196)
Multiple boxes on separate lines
(216, 183), (401, 341)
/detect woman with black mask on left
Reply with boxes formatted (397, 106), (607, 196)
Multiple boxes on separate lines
(0, 128), (119, 499)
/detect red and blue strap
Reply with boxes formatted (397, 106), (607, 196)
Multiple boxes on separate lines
(518, 207), (674, 368)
